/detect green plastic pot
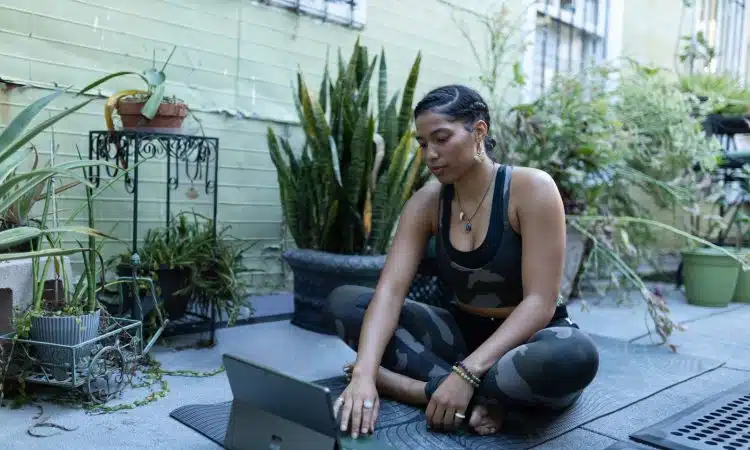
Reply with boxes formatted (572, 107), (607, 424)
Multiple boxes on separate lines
(731, 248), (750, 303)
(681, 247), (739, 307)
(734, 270), (750, 303)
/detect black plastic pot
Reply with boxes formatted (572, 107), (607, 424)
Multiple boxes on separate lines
(157, 265), (191, 321)
(116, 263), (147, 315)
(282, 249), (386, 335)
(115, 263), (191, 321)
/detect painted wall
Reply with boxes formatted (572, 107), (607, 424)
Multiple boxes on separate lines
(0, 0), (506, 292)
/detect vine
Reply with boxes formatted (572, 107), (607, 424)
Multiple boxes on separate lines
(1, 341), (224, 418)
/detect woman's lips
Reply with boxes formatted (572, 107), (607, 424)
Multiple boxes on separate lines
(430, 166), (446, 175)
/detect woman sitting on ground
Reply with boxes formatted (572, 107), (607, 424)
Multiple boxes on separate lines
(328, 84), (599, 438)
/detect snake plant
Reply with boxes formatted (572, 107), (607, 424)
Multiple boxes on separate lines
(268, 38), (428, 255)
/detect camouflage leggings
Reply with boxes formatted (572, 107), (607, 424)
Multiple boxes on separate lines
(327, 285), (599, 410)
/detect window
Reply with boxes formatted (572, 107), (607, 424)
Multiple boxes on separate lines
(526, 0), (613, 98)
(679, 0), (748, 81)
(261, 0), (367, 29)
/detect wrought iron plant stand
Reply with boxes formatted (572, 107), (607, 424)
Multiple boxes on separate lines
(88, 130), (221, 342)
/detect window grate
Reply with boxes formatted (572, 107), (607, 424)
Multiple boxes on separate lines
(259, 0), (365, 29)
(531, 0), (610, 98)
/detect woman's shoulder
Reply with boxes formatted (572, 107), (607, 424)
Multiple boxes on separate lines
(410, 178), (443, 206)
(508, 166), (558, 197)
(402, 179), (442, 230)
(506, 166), (563, 227)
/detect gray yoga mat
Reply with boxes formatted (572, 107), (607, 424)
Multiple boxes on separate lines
(604, 442), (655, 449)
(170, 335), (722, 449)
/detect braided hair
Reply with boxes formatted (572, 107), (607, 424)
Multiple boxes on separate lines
(413, 84), (497, 156)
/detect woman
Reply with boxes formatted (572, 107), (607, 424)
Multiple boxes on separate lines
(327, 84), (599, 438)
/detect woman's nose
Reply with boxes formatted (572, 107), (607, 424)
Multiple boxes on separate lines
(424, 144), (439, 161)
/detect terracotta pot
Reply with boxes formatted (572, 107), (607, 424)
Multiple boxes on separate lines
(117, 100), (188, 131)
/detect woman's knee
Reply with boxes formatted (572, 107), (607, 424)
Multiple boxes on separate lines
(518, 326), (599, 390)
(327, 285), (373, 318)
(325, 285), (374, 339)
(483, 327), (599, 407)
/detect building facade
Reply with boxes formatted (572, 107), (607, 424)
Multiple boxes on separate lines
(0, 0), (747, 290)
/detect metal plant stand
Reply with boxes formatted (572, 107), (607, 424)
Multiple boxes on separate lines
(0, 314), (144, 404)
(88, 130), (221, 342)
(676, 114), (750, 287)
(0, 256), (170, 404)
(705, 114), (750, 243)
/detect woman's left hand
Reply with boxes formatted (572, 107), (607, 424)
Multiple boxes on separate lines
(425, 371), (475, 432)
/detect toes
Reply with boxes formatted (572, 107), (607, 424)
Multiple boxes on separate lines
(475, 425), (498, 436)
(468, 405), (487, 428)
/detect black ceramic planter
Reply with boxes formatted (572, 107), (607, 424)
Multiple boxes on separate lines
(282, 249), (386, 335)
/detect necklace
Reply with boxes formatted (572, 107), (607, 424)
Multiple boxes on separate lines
(455, 164), (497, 233)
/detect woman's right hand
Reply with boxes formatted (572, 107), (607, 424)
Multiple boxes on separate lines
(333, 373), (380, 438)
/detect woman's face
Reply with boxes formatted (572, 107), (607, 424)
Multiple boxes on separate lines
(415, 111), (484, 184)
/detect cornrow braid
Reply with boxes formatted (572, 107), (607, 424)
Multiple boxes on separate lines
(413, 85), (496, 153)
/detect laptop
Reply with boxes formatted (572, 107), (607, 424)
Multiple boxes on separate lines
(222, 353), (392, 450)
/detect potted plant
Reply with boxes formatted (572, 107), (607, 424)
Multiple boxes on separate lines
(678, 72), (750, 118)
(682, 161), (750, 304)
(77, 46), (188, 136)
(491, 61), (733, 339)
(677, 167), (745, 307)
(730, 214), (750, 303)
(110, 214), (198, 321)
(109, 211), (257, 326)
(0, 75), (139, 401)
(172, 213), (258, 326)
(267, 38), (427, 334)
(13, 173), (118, 368)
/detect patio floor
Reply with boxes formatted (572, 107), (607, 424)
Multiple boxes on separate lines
(1, 281), (749, 449)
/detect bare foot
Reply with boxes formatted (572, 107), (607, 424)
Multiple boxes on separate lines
(468, 403), (504, 435)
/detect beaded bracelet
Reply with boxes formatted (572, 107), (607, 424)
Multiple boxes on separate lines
(454, 361), (482, 387)
(451, 364), (480, 389)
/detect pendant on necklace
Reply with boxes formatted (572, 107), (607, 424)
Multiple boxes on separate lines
(459, 211), (466, 222)
(464, 222), (472, 232)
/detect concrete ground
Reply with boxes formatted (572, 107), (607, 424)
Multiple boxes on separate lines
(1, 282), (749, 449)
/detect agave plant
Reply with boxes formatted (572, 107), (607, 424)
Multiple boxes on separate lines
(0, 79), (129, 262)
(267, 38), (427, 255)
(1, 146), (81, 252)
